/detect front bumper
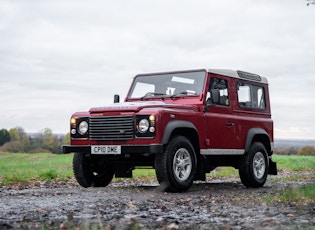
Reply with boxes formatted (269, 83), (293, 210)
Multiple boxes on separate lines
(63, 144), (163, 155)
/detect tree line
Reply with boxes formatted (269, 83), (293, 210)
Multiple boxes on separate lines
(1, 127), (315, 156)
(0, 127), (70, 154)
(274, 146), (315, 156)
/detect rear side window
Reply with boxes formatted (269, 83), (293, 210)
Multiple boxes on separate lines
(237, 82), (266, 109)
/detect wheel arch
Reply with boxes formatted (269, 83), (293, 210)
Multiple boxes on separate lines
(245, 128), (272, 155)
(161, 120), (200, 154)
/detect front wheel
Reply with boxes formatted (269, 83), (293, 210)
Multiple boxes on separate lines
(73, 153), (115, 188)
(155, 136), (197, 192)
(239, 142), (269, 188)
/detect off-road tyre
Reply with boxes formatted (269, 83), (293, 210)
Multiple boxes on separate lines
(239, 142), (269, 188)
(73, 153), (115, 188)
(155, 136), (197, 192)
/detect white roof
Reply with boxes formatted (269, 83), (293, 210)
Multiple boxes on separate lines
(207, 69), (268, 84)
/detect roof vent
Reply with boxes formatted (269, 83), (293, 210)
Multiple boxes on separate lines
(237, 70), (261, 81)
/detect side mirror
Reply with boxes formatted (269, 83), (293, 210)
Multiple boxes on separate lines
(114, 94), (120, 103)
(210, 89), (220, 104)
(204, 89), (220, 112)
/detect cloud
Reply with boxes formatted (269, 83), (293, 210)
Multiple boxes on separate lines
(0, 0), (314, 138)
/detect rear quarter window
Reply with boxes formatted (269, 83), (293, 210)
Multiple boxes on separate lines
(237, 82), (266, 110)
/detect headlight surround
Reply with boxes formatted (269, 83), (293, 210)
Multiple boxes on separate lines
(78, 121), (89, 135)
(137, 119), (149, 133)
(70, 117), (89, 138)
(136, 114), (156, 137)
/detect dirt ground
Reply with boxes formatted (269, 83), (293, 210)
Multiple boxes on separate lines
(0, 171), (315, 230)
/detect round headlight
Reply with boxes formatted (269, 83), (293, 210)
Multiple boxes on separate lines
(138, 119), (149, 133)
(78, 121), (88, 135)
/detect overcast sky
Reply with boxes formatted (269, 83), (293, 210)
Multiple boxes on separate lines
(0, 0), (314, 139)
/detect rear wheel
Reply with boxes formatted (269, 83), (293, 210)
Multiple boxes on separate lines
(73, 153), (115, 187)
(239, 142), (269, 188)
(155, 136), (197, 192)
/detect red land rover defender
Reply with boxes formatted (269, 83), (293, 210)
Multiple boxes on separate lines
(63, 69), (277, 192)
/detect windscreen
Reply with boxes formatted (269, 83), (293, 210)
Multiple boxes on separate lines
(128, 70), (206, 99)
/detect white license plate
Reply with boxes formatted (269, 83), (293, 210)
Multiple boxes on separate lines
(91, 145), (121, 155)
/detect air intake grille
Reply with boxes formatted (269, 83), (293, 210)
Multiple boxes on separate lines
(89, 116), (134, 140)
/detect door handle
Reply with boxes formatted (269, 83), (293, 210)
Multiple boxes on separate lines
(226, 122), (234, 127)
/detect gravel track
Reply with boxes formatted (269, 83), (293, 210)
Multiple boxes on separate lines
(0, 172), (315, 229)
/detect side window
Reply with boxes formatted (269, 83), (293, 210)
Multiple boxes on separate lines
(237, 82), (266, 109)
(207, 78), (229, 106)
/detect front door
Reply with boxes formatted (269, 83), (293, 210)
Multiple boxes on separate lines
(202, 76), (240, 155)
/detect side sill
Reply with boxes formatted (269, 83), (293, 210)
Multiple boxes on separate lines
(200, 149), (245, 155)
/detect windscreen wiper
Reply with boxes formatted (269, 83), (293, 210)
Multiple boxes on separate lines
(140, 92), (166, 100)
(170, 91), (196, 99)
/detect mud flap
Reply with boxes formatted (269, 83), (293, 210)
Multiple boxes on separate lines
(268, 158), (277, 175)
(194, 157), (207, 181)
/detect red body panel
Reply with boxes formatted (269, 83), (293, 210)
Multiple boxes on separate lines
(69, 69), (273, 156)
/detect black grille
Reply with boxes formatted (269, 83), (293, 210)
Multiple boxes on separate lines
(89, 116), (134, 140)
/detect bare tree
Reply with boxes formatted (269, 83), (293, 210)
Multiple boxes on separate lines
(306, 0), (315, 6)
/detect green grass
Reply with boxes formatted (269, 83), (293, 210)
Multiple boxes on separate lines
(272, 154), (315, 171)
(1, 152), (314, 205)
(0, 152), (73, 186)
(263, 155), (315, 204)
(199, 155), (315, 179)
(132, 168), (156, 180)
(208, 167), (239, 178)
(1, 153), (314, 187)
(264, 184), (315, 204)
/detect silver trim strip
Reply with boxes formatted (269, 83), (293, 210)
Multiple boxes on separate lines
(270, 142), (274, 152)
(200, 149), (245, 155)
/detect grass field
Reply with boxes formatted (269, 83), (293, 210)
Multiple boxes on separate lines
(0, 152), (74, 185)
(274, 154), (315, 171)
(1, 153), (314, 203)
(1, 153), (314, 185)
(1, 153), (315, 185)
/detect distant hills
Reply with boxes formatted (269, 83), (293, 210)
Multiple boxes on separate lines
(275, 139), (315, 149)
(28, 133), (314, 149)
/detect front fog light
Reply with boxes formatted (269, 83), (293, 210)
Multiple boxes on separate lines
(138, 119), (149, 133)
(78, 121), (88, 135)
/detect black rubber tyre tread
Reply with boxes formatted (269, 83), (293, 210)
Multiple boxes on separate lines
(155, 136), (197, 192)
(73, 153), (115, 188)
(239, 142), (269, 188)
